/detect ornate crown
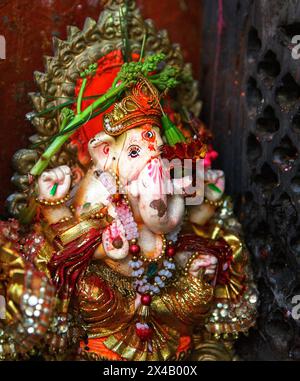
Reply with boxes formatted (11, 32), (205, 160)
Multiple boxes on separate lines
(103, 77), (162, 136)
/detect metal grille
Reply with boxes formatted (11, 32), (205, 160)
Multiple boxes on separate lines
(202, 0), (300, 360)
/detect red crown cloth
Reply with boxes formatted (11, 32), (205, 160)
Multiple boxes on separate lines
(71, 50), (140, 165)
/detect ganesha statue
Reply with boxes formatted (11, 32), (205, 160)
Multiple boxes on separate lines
(0, 0), (257, 361)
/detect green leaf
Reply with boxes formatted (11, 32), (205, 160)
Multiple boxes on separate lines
(161, 114), (186, 146)
(50, 183), (58, 196)
(207, 183), (222, 193)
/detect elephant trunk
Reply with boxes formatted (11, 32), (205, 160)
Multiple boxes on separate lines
(136, 157), (185, 234)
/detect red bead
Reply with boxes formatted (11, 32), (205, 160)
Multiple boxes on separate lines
(141, 294), (152, 306)
(166, 246), (176, 258)
(135, 323), (153, 341)
(129, 244), (141, 255)
(112, 194), (122, 203)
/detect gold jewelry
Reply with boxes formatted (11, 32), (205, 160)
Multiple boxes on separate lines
(79, 204), (107, 221)
(36, 194), (70, 206)
(103, 78), (161, 137)
(139, 236), (167, 263)
(183, 251), (200, 276)
(89, 262), (135, 298)
(57, 216), (73, 224)
(204, 198), (223, 208)
(59, 220), (104, 245)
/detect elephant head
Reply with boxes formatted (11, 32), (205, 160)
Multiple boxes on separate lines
(88, 126), (186, 235)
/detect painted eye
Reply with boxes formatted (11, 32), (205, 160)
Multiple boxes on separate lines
(142, 129), (156, 142)
(146, 131), (154, 139)
(128, 146), (140, 158)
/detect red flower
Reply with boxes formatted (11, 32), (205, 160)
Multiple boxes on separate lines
(161, 137), (207, 162)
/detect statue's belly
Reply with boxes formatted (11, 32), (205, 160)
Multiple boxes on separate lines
(75, 261), (192, 361)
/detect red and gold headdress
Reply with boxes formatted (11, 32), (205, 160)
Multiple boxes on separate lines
(103, 77), (162, 136)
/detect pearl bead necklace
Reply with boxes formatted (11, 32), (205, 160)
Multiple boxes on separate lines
(129, 237), (177, 298)
(106, 169), (179, 342)
(106, 170), (178, 307)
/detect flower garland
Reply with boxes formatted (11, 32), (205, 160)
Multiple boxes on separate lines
(109, 193), (177, 299)
(105, 174), (178, 342)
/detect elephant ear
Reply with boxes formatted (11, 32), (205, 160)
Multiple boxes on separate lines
(88, 132), (116, 171)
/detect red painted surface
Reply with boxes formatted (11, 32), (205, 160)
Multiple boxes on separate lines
(0, 0), (201, 214)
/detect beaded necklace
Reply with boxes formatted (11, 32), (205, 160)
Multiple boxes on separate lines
(109, 192), (177, 299)
(104, 170), (178, 341)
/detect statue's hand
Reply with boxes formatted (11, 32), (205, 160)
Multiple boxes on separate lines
(102, 219), (129, 260)
(188, 254), (218, 280)
(205, 169), (225, 201)
(38, 165), (72, 201)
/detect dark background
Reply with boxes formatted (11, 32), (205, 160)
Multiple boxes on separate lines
(1, 0), (300, 360)
(201, 0), (300, 360)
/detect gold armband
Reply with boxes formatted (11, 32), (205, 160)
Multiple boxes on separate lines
(36, 194), (70, 206)
(204, 198), (224, 208)
(59, 220), (102, 245)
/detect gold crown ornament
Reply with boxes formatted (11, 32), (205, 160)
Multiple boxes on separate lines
(103, 77), (162, 136)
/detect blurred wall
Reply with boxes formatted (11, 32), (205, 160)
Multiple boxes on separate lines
(0, 0), (202, 214)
